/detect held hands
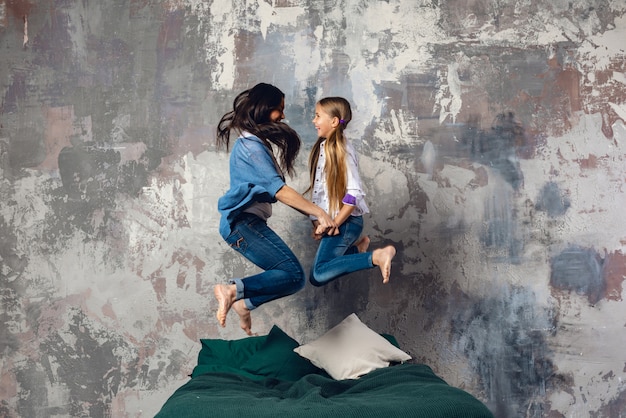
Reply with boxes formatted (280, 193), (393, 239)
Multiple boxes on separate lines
(313, 213), (339, 237)
(323, 225), (341, 236)
(312, 223), (337, 239)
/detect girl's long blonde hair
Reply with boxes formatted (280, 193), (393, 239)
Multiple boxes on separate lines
(306, 97), (352, 215)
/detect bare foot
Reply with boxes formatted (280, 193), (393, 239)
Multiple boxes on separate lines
(214, 284), (236, 327)
(373, 245), (396, 284)
(232, 300), (253, 335)
(355, 235), (370, 253)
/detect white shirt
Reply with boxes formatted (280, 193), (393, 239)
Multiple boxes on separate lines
(310, 139), (370, 219)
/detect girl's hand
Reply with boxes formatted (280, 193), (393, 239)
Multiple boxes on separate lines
(326, 226), (341, 236)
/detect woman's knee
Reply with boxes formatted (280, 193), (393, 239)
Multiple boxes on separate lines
(287, 265), (306, 292)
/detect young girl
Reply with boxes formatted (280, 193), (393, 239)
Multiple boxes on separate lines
(307, 97), (396, 286)
(213, 83), (337, 335)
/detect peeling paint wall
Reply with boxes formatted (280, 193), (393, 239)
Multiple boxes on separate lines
(1, 1), (625, 417)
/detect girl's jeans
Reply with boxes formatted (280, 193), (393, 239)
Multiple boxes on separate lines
(224, 213), (305, 310)
(310, 215), (373, 287)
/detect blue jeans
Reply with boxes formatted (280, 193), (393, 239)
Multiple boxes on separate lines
(224, 213), (305, 310)
(309, 216), (374, 287)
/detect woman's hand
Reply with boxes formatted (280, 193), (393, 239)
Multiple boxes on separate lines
(312, 229), (323, 240)
(311, 221), (323, 240)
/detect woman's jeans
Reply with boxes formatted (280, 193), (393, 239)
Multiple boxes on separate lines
(310, 215), (373, 286)
(224, 213), (305, 310)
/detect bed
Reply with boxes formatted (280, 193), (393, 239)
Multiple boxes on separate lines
(155, 314), (494, 418)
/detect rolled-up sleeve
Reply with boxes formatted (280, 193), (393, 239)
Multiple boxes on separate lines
(343, 142), (369, 215)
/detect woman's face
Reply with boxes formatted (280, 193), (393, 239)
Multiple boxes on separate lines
(312, 104), (337, 139)
(269, 98), (285, 122)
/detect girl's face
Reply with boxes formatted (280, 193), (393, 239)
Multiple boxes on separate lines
(269, 98), (285, 122)
(312, 104), (338, 139)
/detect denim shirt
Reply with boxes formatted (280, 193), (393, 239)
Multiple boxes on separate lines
(218, 133), (286, 238)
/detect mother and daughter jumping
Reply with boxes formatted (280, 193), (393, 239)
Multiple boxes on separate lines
(213, 83), (396, 335)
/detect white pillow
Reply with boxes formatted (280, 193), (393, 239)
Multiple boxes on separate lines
(293, 313), (411, 380)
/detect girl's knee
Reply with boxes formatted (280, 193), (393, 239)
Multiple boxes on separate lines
(309, 276), (324, 287)
(309, 265), (328, 287)
(309, 268), (330, 287)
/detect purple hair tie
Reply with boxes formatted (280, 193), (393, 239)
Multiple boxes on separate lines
(339, 119), (345, 125)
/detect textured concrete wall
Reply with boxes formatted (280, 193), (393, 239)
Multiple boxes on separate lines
(1, 1), (625, 417)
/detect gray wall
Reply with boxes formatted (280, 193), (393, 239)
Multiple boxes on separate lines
(1, 1), (626, 417)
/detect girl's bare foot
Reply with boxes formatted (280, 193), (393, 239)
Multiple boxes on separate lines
(214, 284), (236, 327)
(355, 236), (370, 253)
(232, 300), (253, 335)
(373, 245), (396, 284)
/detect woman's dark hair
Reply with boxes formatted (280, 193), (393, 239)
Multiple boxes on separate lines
(216, 83), (301, 176)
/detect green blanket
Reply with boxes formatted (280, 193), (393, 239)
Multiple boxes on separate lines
(155, 326), (494, 418)
(155, 363), (494, 418)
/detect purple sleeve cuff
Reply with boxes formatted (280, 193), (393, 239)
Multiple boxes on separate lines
(342, 193), (357, 206)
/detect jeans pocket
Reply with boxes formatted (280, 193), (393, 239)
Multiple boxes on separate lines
(226, 230), (247, 252)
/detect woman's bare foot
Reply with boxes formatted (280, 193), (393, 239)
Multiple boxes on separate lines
(372, 245), (396, 284)
(214, 284), (236, 327)
(232, 300), (253, 335)
(355, 236), (370, 253)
